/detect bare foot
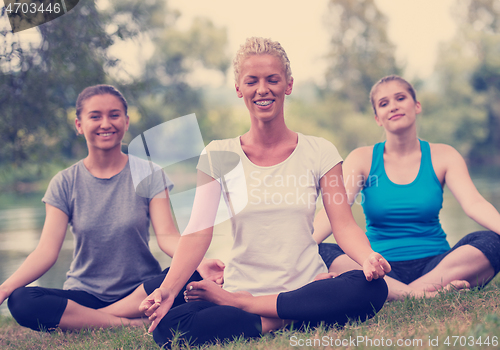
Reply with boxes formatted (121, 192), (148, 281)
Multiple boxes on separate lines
(261, 317), (287, 333)
(184, 280), (251, 307)
(445, 280), (471, 291)
(390, 280), (471, 300)
(127, 317), (150, 327)
(313, 272), (337, 281)
(426, 280), (470, 295)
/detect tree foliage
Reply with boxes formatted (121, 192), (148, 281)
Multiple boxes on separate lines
(294, 0), (400, 153)
(0, 1), (229, 187)
(465, 0), (500, 164)
(323, 0), (401, 113)
(0, 1), (112, 169)
(422, 0), (500, 163)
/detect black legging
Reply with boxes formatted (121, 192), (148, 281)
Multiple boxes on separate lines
(8, 270), (202, 332)
(151, 270), (388, 348)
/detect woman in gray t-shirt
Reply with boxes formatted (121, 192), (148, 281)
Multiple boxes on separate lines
(0, 85), (222, 332)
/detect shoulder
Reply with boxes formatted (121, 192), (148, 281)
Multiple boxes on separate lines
(128, 155), (174, 192)
(43, 161), (82, 212)
(298, 134), (341, 157)
(202, 137), (240, 153)
(346, 145), (374, 161)
(428, 142), (467, 179)
(299, 133), (335, 148)
(198, 137), (241, 177)
(429, 142), (464, 164)
(49, 161), (82, 186)
(128, 154), (159, 172)
(344, 146), (374, 169)
(429, 142), (461, 156)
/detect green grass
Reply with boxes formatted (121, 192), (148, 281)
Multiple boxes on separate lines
(1, 277), (499, 349)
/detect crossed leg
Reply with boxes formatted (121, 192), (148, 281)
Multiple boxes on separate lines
(408, 245), (494, 292)
(327, 244), (494, 301)
(57, 284), (150, 330)
(8, 285), (148, 331)
(183, 270), (386, 332)
(184, 280), (286, 333)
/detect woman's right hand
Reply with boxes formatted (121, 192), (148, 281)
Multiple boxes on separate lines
(362, 252), (391, 281)
(140, 288), (175, 333)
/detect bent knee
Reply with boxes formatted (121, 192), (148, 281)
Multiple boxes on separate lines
(8, 287), (35, 321)
(8, 287), (66, 331)
(341, 270), (389, 309)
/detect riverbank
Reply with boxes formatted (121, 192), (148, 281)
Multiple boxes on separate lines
(1, 276), (499, 349)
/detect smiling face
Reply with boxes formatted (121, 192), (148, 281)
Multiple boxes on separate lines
(75, 94), (129, 153)
(235, 54), (293, 124)
(373, 81), (421, 133)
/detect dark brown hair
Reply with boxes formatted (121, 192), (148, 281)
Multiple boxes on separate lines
(76, 85), (128, 119)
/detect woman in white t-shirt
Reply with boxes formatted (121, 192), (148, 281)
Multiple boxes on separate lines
(140, 38), (391, 348)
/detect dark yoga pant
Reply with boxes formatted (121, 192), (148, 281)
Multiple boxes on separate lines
(149, 270), (388, 348)
(319, 230), (500, 285)
(8, 269), (201, 332)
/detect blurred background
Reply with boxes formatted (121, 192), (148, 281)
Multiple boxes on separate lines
(1, 0), (499, 315)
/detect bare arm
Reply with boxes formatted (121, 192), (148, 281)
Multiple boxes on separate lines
(149, 190), (180, 258)
(321, 163), (390, 280)
(0, 204), (68, 305)
(312, 147), (371, 244)
(140, 170), (221, 332)
(442, 145), (500, 234)
(150, 188), (225, 284)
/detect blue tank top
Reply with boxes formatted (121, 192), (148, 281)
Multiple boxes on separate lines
(361, 140), (450, 261)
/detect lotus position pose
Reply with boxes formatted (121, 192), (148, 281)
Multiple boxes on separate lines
(0, 85), (222, 331)
(314, 75), (500, 301)
(140, 38), (390, 349)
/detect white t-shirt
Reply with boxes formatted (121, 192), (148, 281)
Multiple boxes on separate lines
(197, 133), (343, 296)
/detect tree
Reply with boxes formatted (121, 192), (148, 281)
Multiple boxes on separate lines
(123, 17), (229, 142)
(323, 0), (401, 113)
(427, 0), (500, 164)
(0, 1), (113, 170)
(0, 1), (229, 191)
(465, 0), (500, 164)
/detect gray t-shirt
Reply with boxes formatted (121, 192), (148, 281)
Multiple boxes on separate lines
(42, 155), (173, 302)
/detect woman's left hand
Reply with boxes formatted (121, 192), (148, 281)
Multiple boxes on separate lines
(362, 252), (391, 281)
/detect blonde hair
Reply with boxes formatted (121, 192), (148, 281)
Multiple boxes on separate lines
(369, 75), (417, 115)
(233, 37), (292, 83)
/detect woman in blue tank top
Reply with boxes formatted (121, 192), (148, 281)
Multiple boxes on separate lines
(314, 75), (500, 300)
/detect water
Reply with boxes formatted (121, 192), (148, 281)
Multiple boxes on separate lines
(1, 175), (499, 316)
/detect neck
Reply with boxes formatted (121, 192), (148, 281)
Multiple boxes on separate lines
(384, 128), (420, 156)
(244, 114), (294, 147)
(84, 146), (128, 177)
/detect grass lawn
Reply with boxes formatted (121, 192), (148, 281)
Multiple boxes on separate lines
(1, 276), (499, 349)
